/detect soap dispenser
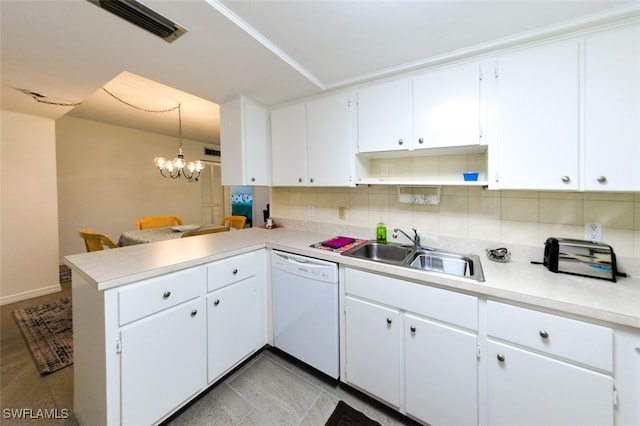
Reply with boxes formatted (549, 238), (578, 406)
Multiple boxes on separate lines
(376, 219), (387, 244)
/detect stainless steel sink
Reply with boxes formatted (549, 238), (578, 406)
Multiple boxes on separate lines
(342, 242), (485, 282)
(342, 242), (413, 264)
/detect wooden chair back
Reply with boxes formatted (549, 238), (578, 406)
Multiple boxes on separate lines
(180, 227), (230, 238)
(221, 215), (246, 230)
(136, 215), (183, 230)
(78, 229), (120, 252)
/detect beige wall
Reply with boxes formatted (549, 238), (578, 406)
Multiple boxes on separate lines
(1, 111), (60, 304)
(272, 186), (640, 258)
(56, 116), (217, 258)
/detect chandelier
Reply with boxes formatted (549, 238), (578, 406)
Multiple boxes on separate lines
(101, 87), (204, 182)
(152, 103), (204, 181)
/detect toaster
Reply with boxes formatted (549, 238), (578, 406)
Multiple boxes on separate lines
(543, 237), (618, 282)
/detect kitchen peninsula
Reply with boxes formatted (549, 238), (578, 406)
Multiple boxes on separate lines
(65, 226), (640, 426)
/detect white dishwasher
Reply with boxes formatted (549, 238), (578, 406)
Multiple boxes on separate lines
(271, 250), (339, 379)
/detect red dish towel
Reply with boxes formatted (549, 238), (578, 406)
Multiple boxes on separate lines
(322, 236), (356, 249)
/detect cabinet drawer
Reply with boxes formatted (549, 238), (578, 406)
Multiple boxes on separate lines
(118, 267), (206, 326)
(207, 251), (257, 292)
(345, 268), (477, 331)
(487, 301), (612, 371)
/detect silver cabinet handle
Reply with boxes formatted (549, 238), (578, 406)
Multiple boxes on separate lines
(232, 269), (238, 275)
(190, 309), (198, 317)
(597, 176), (607, 184)
(163, 291), (171, 299)
(410, 325), (416, 333)
(561, 176), (571, 183)
(298, 178), (303, 183)
(250, 177), (256, 182)
(418, 138), (424, 144)
(539, 330), (549, 339)
(398, 139), (404, 146)
(214, 299), (220, 306)
(310, 178), (314, 183)
(386, 318), (392, 325)
(497, 353), (505, 362)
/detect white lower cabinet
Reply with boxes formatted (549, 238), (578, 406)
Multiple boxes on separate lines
(120, 297), (206, 426)
(405, 314), (478, 426)
(344, 296), (401, 407)
(343, 268), (479, 425)
(486, 301), (614, 426)
(207, 276), (262, 382)
(72, 250), (266, 426)
(487, 340), (613, 426)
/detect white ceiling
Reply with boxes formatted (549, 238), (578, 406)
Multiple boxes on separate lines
(1, 0), (638, 145)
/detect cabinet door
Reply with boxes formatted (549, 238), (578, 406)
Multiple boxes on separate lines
(413, 62), (481, 149)
(207, 277), (261, 382)
(487, 341), (613, 426)
(495, 40), (580, 190)
(220, 96), (270, 186)
(243, 98), (271, 186)
(120, 298), (206, 426)
(405, 314), (478, 426)
(271, 103), (307, 186)
(344, 296), (401, 407)
(584, 24), (640, 191)
(306, 93), (354, 186)
(220, 97), (244, 186)
(357, 78), (412, 153)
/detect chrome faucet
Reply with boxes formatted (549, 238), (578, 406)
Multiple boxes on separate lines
(392, 228), (434, 251)
(392, 228), (421, 248)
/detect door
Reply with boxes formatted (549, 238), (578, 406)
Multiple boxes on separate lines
(271, 103), (307, 186)
(344, 296), (401, 407)
(200, 162), (225, 225)
(357, 78), (412, 153)
(584, 23), (640, 191)
(120, 298), (206, 426)
(207, 277), (260, 382)
(487, 341), (613, 426)
(405, 314), (478, 426)
(495, 40), (580, 190)
(306, 93), (354, 186)
(413, 61), (481, 149)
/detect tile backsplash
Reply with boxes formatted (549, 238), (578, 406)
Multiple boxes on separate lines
(272, 186), (640, 258)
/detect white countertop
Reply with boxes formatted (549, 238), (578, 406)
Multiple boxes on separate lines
(65, 227), (640, 329)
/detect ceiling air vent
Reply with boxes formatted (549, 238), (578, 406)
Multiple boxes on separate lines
(89, 0), (187, 43)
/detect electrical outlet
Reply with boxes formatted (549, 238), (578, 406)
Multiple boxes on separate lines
(308, 205), (315, 217)
(338, 206), (346, 220)
(584, 222), (602, 242)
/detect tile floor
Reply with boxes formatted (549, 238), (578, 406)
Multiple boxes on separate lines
(1, 272), (419, 426)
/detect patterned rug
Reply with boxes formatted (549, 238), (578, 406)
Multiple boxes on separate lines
(12, 297), (73, 374)
(325, 401), (381, 426)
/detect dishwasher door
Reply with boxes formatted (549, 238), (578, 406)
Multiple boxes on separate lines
(271, 251), (339, 379)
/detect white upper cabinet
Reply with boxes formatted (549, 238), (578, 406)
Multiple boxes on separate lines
(271, 93), (355, 187)
(357, 61), (484, 155)
(494, 40), (580, 190)
(413, 61), (482, 150)
(583, 23), (640, 191)
(357, 78), (412, 153)
(271, 103), (307, 186)
(306, 92), (355, 186)
(220, 96), (270, 186)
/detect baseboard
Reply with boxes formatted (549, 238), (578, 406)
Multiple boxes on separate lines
(0, 284), (62, 306)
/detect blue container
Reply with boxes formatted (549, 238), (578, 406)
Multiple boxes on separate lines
(463, 172), (479, 181)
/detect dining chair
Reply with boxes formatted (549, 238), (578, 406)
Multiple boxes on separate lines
(180, 227), (230, 238)
(135, 215), (183, 230)
(221, 215), (247, 230)
(78, 229), (120, 252)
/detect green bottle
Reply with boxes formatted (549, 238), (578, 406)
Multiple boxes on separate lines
(376, 220), (387, 244)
